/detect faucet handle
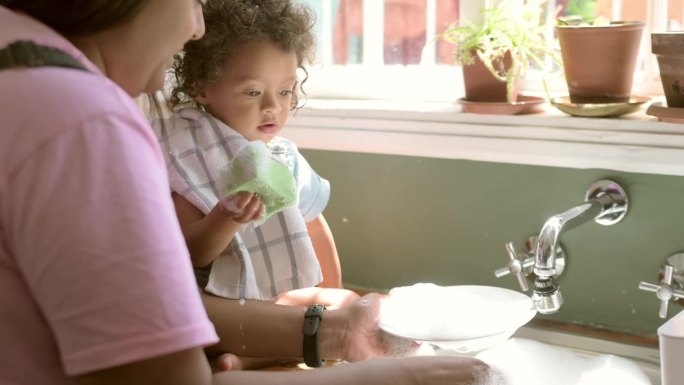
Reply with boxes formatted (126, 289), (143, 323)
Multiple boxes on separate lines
(639, 264), (684, 318)
(495, 242), (531, 291)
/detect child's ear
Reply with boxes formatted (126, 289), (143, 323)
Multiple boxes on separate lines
(195, 90), (210, 105)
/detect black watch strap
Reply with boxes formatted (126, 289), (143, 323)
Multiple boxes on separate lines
(302, 304), (326, 368)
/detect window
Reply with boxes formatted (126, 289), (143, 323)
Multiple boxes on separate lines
(296, 0), (683, 102)
(560, 0), (682, 31)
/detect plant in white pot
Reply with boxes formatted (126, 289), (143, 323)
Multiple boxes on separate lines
(441, 0), (559, 104)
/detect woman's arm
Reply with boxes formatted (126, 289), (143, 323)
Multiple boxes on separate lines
(76, 289), (491, 385)
(306, 214), (343, 288)
(202, 292), (386, 361)
(75, 348), (212, 385)
(76, 346), (491, 385)
(214, 356), (491, 385)
(172, 192), (262, 267)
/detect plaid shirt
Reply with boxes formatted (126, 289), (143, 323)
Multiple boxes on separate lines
(152, 108), (327, 299)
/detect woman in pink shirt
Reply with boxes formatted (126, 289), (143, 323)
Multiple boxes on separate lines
(0, 1), (492, 385)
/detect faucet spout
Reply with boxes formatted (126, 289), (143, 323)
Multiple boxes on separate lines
(534, 196), (613, 277)
(496, 180), (628, 314)
(532, 193), (618, 314)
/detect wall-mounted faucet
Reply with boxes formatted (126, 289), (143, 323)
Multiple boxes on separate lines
(496, 180), (629, 314)
(639, 253), (684, 318)
(495, 236), (566, 292)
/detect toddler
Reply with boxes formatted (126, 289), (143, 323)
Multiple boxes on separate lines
(152, 0), (357, 333)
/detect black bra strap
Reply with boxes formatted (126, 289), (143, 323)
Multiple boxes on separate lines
(0, 40), (88, 72)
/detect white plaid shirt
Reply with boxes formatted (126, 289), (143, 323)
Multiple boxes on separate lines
(152, 108), (328, 300)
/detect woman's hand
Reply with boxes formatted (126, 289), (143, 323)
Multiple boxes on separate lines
(323, 293), (420, 362)
(361, 356), (502, 385)
(218, 192), (264, 223)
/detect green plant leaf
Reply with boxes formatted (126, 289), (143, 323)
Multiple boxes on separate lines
(441, 0), (561, 103)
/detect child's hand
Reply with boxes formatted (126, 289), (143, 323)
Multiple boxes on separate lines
(218, 192), (265, 223)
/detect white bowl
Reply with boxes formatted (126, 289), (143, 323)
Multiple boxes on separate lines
(379, 283), (536, 352)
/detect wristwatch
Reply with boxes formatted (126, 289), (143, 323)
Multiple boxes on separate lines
(302, 304), (326, 368)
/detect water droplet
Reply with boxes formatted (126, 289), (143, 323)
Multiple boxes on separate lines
(341, 217), (348, 223)
(242, 344), (246, 350)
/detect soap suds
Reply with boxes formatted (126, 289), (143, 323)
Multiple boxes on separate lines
(380, 283), (535, 344)
(474, 338), (651, 385)
(470, 365), (508, 385)
(377, 329), (420, 357)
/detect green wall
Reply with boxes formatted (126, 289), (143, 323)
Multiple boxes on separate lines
(302, 149), (684, 336)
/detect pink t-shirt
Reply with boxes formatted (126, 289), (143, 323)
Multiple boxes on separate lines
(0, 7), (218, 384)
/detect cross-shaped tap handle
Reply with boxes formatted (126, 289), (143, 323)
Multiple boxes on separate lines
(495, 242), (529, 292)
(639, 264), (684, 318)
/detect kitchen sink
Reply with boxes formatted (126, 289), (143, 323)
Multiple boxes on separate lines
(428, 325), (660, 384)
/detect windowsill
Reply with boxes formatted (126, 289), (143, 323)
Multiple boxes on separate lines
(287, 97), (684, 177)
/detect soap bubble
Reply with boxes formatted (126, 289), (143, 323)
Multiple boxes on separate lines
(377, 329), (420, 358)
(470, 365), (509, 385)
(474, 338), (651, 385)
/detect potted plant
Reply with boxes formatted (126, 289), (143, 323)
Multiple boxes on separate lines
(651, 32), (684, 108)
(441, 0), (559, 104)
(556, 16), (644, 104)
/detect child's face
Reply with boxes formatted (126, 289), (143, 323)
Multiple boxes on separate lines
(197, 38), (298, 143)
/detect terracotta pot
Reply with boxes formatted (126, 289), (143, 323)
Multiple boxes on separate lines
(557, 22), (644, 103)
(652, 32), (684, 108)
(462, 52), (517, 103)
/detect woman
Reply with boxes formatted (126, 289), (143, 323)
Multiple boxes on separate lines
(0, 1), (493, 384)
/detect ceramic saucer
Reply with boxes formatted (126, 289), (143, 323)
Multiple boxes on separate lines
(550, 95), (650, 117)
(645, 101), (684, 124)
(458, 95), (546, 115)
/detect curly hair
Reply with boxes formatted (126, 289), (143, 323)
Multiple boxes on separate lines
(168, 0), (316, 112)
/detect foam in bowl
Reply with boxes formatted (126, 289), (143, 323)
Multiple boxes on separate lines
(379, 283), (536, 353)
(220, 141), (297, 222)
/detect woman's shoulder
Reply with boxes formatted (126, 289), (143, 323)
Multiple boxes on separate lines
(2, 67), (154, 151)
(15, 68), (147, 129)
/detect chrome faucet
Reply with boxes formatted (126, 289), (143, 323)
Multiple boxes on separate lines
(497, 180), (629, 314)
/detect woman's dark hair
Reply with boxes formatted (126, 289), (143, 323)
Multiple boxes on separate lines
(169, 0), (316, 112)
(0, 0), (146, 37)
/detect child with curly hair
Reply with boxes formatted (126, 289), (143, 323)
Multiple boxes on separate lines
(152, 0), (357, 369)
